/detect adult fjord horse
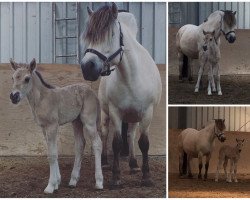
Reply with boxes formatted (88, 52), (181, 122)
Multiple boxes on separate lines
(178, 119), (226, 179)
(80, 3), (162, 187)
(176, 10), (236, 81)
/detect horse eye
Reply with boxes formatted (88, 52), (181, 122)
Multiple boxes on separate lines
(24, 77), (30, 83)
(210, 38), (212, 41)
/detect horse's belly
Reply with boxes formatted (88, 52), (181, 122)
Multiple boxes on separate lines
(120, 106), (145, 123)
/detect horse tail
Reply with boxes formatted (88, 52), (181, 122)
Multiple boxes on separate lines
(120, 122), (129, 157)
(182, 151), (187, 175)
(182, 54), (188, 78)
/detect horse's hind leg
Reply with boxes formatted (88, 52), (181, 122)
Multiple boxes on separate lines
(127, 123), (140, 174)
(188, 58), (193, 82)
(214, 63), (222, 95)
(69, 118), (85, 188)
(195, 62), (205, 93)
(198, 153), (203, 179)
(187, 155), (193, 178)
(204, 153), (211, 180)
(178, 52), (184, 81)
(139, 106), (154, 186)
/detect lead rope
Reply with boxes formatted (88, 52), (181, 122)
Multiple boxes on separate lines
(236, 120), (250, 132)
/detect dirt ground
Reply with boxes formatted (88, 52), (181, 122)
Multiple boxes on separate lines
(168, 75), (250, 104)
(0, 156), (165, 198)
(168, 173), (250, 198)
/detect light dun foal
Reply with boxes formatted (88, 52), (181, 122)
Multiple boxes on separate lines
(9, 59), (103, 194)
(215, 138), (245, 183)
(195, 30), (222, 95)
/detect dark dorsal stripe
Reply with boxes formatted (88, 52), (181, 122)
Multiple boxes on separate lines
(35, 71), (55, 89)
(118, 9), (128, 13)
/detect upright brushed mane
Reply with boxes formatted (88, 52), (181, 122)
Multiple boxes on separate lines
(83, 5), (116, 45)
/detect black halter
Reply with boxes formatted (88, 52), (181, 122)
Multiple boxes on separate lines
(221, 29), (235, 37)
(84, 21), (124, 76)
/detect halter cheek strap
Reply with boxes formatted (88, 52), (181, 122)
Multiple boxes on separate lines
(84, 21), (124, 76)
(219, 13), (235, 38)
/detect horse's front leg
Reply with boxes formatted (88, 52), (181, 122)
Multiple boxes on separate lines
(128, 123), (140, 174)
(195, 61), (204, 93)
(215, 158), (223, 182)
(198, 152), (203, 179)
(227, 159), (234, 182)
(43, 124), (61, 194)
(204, 153), (211, 180)
(109, 106), (123, 187)
(69, 118), (85, 187)
(139, 106), (155, 186)
(188, 58), (193, 82)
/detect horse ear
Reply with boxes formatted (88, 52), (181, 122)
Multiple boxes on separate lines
(203, 30), (206, 35)
(87, 6), (93, 16)
(223, 119), (225, 123)
(236, 138), (238, 142)
(111, 2), (118, 19)
(29, 58), (36, 73)
(233, 11), (236, 15)
(10, 58), (18, 71)
(212, 30), (215, 36)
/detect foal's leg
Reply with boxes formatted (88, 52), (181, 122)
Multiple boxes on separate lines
(195, 62), (205, 93)
(138, 106), (154, 186)
(215, 158), (223, 182)
(69, 118), (85, 187)
(43, 124), (60, 194)
(204, 153), (211, 180)
(81, 112), (103, 189)
(127, 123), (140, 174)
(198, 152), (203, 179)
(214, 63), (222, 95)
(223, 158), (228, 181)
(233, 160), (238, 182)
(207, 64), (213, 95)
(227, 159), (234, 182)
(100, 110), (110, 169)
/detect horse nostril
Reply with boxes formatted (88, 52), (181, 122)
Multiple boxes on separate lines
(203, 46), (207, 51)
(80, 60), (101, 81)
(85, 61), (95, 69)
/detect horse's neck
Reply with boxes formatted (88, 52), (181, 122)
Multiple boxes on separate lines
(209, 42), (220, 58)
(26, 73), (49, 110)
(201, 11), (223, 41)
(203, 123), (216, 143)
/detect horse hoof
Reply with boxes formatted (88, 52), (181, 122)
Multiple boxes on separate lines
(198, 174), (202, 179)
(218, 91), (222, 95)
(208, 92), (212, 96)
(109, 180), (122, 190)
(141, 178), (154, 187)
(102, 164), (111, 170)
(68, 184), (76, 189)
(194, 89), (199, 93)
(95, 183), (103, 190)
(130, 167), (141, 174)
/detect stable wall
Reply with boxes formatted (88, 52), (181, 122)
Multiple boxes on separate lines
(168, 28), (250, 75)
(169, 129), (250, 174)
(0, 64), (166, 156)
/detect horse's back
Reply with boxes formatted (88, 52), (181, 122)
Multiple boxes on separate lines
(176, 24), (200, 58)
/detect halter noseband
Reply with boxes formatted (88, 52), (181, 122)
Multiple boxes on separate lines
(214, 126), (224, 140)
(84, 21), (124, 76)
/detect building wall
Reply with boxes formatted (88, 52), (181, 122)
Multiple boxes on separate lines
(169, 107), (250, 132)
(169, 2), (250, 29)
(0, 2), (166, 64)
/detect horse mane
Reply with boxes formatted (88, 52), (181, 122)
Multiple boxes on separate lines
(222, 10), (236, 27)
(34, 71), (55, 89)
(83, 5), (116, 45)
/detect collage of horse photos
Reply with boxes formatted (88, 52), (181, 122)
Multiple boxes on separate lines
(0, 1), (166, 198)
(168, 2), (250, 198)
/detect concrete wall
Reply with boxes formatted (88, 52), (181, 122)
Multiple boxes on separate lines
(0, 2), (166, 64)
(0, 64), (166, 156)
(169, 129), (250, 174)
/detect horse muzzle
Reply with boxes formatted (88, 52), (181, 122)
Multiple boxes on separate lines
(80, 60), (101, 81)
(10, 92), (21, 104)
(226, 35), (236, 43)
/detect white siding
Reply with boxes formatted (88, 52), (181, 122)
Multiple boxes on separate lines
(0, 2), (166, 64)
